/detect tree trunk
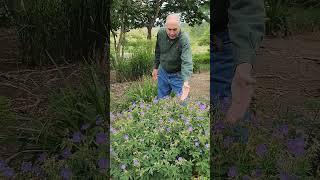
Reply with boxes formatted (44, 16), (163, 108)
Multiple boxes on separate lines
(121, 33), (125, 58)
(147, 26), (152, 40)
(111, 30), (118, 62)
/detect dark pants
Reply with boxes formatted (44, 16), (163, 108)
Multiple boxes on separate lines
(211, 31), (252, 143)
(157, 65), (183, 99)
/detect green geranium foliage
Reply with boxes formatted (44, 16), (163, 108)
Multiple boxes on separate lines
(110, 97), (210, 179)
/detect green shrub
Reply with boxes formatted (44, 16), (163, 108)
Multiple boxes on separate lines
(193, 52), (210, 73)
(125, 76), (157, 104)
(0, 0), (12, 27)
(114, 45), (153, 82)
(193, 52), (210, 64)
(265, 0), (289, 36)
(111, 97), (210, 179)
(288, 7), (320, 33)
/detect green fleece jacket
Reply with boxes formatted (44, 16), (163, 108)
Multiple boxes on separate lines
(153, 28), (193, 82)
(212, 0), (265, 65)
(228, 0), (265, 65)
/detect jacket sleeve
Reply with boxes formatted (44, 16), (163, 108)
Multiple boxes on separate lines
(228, 0), (265, 65)
(180, 34), (193, 82)
(154, 31), (161, 69)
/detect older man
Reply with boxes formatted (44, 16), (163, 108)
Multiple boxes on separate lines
(152, 13), (193, 100)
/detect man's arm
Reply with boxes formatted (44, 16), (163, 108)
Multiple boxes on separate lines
(226, 0), (265, 123)
(179, 35), (193, 100)
(154, 32), (161, 69)
(180, 35), (193, 82)
(152, 32), (161, 81)
(228, 0), (265, 66)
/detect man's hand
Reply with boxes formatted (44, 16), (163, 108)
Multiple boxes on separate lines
(152, 69), (158, 81)
(180, 81), (190, 101)
(225, 63), (256, 124)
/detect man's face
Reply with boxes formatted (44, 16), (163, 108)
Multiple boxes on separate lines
(165, 20), (180, 40)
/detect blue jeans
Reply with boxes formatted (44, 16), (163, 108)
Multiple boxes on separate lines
(157, 66), (183, 99)
(210, 31), (235, 106)
(211, 31), (252, 143)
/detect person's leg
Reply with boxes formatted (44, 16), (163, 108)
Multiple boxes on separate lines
(157, 66), (172, 99)
(168, 72), (184, 97)
(210, 31), (252, 144)
(210, 31), (235, 110)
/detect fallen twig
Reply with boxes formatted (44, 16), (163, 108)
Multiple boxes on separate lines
(254, 74), (287, 81)
(0, 82), (37, 97)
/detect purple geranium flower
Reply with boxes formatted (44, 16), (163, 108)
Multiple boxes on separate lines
(110, 112), (115, 120)
(60, 167), (72, 180)
(3, 167), (14, 178)
(256, 144), (268, 157)
(228, 166), (238, 178)
(110, 127), (117, 134)
(168, 118), (174, 123)
(251, 169), (262, 177)
(279, 124), (289, 136)
(81, 123), (90, 130)
(166, 127), (171, 132)
(21, 161), (32, 173)
(96, 132), (107, 144)
(199, 104), (207, 111)
(0, 159), (8, 171)
(71, 132), (82, 143)
(153, 99), (159, 104)
(188, 126), (193, 132)
(61, 148), (71, 159)
(140, 103), (144, 108)
(287, 137), (305, 156)
(133, 159), (140, 167)
(199, 103), (206, 110)
(205, 144), (210, 149)
(96, 116), (103, 125)
(223, 136), (234, 148)
(280, 171), (289, 180)
(123, 134), (129, 141)
(177, 157), (183, 161)
(195, 142), (199, 147)
(213, 121), (225, 133)
(37, 152), (47, 162)
(120, 164), (127, 171)
(98, 157), (108, 170)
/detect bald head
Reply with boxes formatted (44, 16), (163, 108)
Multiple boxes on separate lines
(165, 13), (181, 39)
(165, 13), (181, 27)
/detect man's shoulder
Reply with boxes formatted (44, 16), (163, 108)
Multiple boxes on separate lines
(179, 31), (190, 43)
(157, 27), (166, 36)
